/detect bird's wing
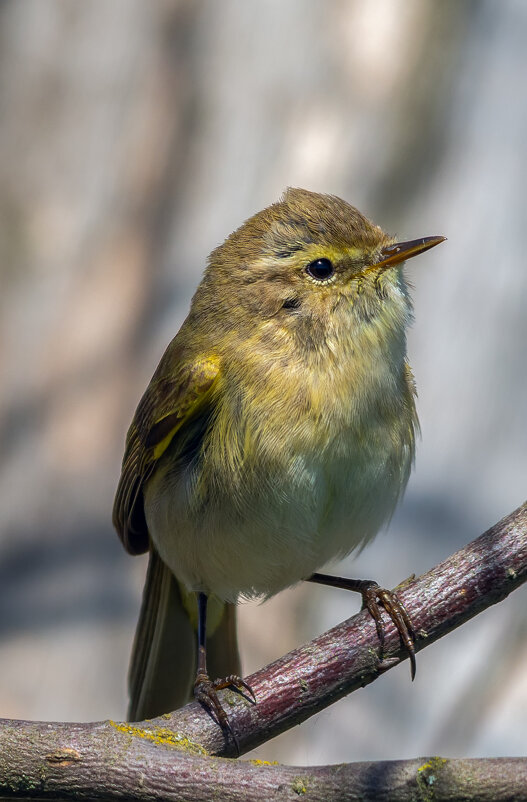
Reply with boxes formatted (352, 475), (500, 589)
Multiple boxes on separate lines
(112, 355), (220, 555)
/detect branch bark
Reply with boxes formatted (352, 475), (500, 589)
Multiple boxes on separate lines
(165, 500), (527, 756)
(2, 745), (527, 802)
(0, 502), (525, 800)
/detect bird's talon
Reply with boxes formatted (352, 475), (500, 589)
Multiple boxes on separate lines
(359, 581), (416, 678)
(194, 671), (255, 753)
(238, 679), (257, 704)
(212, 674), (257, 704)
(194, 675), (235, 740)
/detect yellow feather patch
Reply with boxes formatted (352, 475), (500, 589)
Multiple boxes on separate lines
(153, 426), (180, 460)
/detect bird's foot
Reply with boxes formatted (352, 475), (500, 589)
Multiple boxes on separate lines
(194, 672), (256, 751)
(357, 580), (416, 679)
(308, 572), (416, 678)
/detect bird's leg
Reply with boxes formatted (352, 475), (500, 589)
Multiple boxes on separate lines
(193, 592), (256, 745)
(308, 572), (416, 679)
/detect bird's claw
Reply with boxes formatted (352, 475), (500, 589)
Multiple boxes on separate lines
(359, 581), (416, 679)
(194, 672), (256, 753)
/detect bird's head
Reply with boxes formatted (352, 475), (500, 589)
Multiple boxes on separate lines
(197, 188), (444, 355)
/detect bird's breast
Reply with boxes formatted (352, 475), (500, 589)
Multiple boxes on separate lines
(145, 333), (415, 601)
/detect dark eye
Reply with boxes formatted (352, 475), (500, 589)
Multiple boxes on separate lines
(306, 258), (334, 281)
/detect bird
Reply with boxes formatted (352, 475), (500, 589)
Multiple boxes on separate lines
(113, 187), (445, 737)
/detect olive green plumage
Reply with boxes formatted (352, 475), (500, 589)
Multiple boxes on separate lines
(113, 188), (441, 720)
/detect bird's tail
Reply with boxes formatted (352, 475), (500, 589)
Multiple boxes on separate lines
(128, 548), (241, 722)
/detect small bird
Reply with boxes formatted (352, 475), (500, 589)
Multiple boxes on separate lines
(113, 188), (445, 735)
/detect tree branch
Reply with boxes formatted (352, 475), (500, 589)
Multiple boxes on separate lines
(166, 500), (527, 756)
(0, 502), (525, 800)
(2, 742), (527, 802)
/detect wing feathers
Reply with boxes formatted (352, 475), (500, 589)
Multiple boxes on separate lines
(112, 356), (220, 555)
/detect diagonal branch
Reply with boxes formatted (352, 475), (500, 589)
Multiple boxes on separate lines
(0, 502), (525, 800)
(165, 500), (527, 755)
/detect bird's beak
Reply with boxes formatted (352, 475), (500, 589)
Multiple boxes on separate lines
(366, 235), (446, 274)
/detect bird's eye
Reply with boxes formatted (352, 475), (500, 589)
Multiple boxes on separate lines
(306, 258), (334, 281)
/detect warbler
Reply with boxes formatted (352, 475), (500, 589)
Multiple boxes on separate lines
(113, 188), (445, 732)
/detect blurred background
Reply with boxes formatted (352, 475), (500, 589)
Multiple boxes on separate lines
(0, 0), (526, 766)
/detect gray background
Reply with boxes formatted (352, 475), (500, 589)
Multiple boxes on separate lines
(0, 0), (525, 764)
